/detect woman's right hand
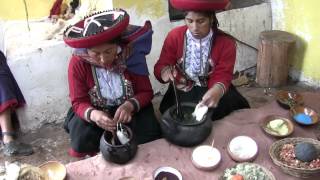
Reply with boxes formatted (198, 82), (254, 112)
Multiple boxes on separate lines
(90, 110), (116, 131)
(161, 66), (175, 82)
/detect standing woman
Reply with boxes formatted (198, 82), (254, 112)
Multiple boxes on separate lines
(154, 0), (250, 120)
(63, 9), (161, 158)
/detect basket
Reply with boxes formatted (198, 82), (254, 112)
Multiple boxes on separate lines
(269, 137), (320, 178)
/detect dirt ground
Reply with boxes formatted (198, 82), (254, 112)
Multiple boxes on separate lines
(0, 81), (319, 167)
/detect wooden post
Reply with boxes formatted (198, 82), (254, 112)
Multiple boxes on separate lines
(256, 30), (296, 87)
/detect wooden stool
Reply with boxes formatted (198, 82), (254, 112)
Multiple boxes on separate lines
(256, 30), (296, 87)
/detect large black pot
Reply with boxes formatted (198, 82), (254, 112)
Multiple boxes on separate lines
(99, 125), (137, 164)
(160, 102), (213, 147)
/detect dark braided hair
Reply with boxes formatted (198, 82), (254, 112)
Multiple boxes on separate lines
(184, 11), (233, 38)
(184, 11), (218, 31)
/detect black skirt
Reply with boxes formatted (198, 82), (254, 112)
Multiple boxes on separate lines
(0, 51), (26, 134)
(0, 51), (25, 113)
(159, 84), (250, 120)
(64, 104), (162, 153)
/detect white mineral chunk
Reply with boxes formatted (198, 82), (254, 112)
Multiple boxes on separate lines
(116, 130), (130, 145)
(192, 103), (208, 121)
(2, 162), (20, 180)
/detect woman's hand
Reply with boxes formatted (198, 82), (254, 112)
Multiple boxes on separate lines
(161, 66), (191, 91)
(90, 110), (116, 131)
(161, 66), (176, 82)
(201, 85), (224, 108)
(113, 101), (134, 124)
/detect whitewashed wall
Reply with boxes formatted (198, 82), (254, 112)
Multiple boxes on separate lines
(8, 44), (72, 131)
(3, 21), (73, 131)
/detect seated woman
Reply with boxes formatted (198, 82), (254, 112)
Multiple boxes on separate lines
(154, 0), (250, 120)
(0, 50), (33, 156)
(63, 9), (161, 158)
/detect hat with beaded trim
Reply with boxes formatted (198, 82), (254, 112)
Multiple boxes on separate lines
(169, 0), (230, 11)
(63, 8), (129, 48)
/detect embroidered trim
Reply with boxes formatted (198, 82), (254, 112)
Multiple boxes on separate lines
(91, 65), (131, 106)
(84, 107), (95, 123)
(89, 65), (135, 111)
(175, 29), (214, 89)
(183, 29), (213, 85)
(127, 98), (140, 112)
(214, 82), (226, 97)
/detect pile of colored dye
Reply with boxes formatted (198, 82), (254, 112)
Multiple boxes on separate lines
(294, 113), (312, 125)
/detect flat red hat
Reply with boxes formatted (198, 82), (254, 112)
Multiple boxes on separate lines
(170, 0), (230, 11)
(63, 9), (129, 48)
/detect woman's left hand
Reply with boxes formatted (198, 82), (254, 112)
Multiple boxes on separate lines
(113, 101), (134, 123)
(201, 85), (224, 108)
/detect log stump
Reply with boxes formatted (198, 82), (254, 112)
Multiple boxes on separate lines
(256, 30), (296, 87)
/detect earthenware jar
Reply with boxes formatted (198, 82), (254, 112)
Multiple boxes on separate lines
(160, 102), (213, 147)
(99, 125), (137, 164)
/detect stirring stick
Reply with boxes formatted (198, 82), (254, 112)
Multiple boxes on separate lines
(111, 130), (116, 145)
(170, 66), (183, 119)
(211, 139), (215, 147)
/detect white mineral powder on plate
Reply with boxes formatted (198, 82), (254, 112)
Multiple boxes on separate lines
(228, 136), (258, 159)
(192, 145), (221, 168)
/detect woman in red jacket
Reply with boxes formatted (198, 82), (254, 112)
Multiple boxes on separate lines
(154, 0), (249, 120)
(63, 9), (161, 157)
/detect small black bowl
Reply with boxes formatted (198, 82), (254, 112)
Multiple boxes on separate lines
(99, 125), (137, 164)
(276, 90), (303, 109)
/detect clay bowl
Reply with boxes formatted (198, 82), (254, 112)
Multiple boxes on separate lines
(227, 136), (258, 162)
(290, 105), (319, 125)
(191, 145), (221, 170)
(276, 90), (303, 109)
(38, 161), (66, 180)
(153, 166), (182, 180)
(261, 115), (294, 137)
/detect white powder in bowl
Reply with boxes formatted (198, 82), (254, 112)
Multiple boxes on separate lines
(228, 136), (258, 159)
(192, 145), (221, 168)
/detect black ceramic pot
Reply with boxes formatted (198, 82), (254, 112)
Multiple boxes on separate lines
(160, 102), (213, 147)
(99, 125), (137, 164)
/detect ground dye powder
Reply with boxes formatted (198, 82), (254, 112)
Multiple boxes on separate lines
(294, 113), (312, 124)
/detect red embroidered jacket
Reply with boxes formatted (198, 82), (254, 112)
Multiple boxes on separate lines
(68, 56), (153, 119)
(154, 25), (236, 91)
